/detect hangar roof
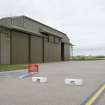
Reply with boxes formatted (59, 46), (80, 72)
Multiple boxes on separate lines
(0, 16), (70, 44)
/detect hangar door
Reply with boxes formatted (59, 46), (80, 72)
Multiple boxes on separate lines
(0, 33), (10, 64)
(11, 31), (29, 64)
(64, 44), (70, 60)
(30, 36), (43, 63)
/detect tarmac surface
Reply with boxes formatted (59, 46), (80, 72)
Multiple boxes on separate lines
(0, 61), (105, 105)
(96, 93), (105, 105)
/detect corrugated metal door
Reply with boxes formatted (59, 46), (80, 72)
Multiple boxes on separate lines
(0, 33), (10, 64)
(44, 38), (61, 62)
(30, 36), (43, 63)
(64, 44), (70, 60)
(11, 31), (29, 64)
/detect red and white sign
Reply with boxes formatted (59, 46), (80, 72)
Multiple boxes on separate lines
(27, 64), (39, 74)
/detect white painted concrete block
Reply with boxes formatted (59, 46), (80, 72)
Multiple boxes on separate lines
(64, 78), (83, 86)
(32, 77), (47, 83)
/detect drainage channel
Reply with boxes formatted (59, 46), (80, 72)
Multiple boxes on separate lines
(0, 71), (29, 78)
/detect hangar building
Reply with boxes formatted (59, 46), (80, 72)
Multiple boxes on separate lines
(0, 16), (71, 64)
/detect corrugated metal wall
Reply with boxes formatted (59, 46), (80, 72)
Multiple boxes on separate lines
(0, 30), (70, 64)
(23, 17), (70, 43)
(0, 32), (1, 64)
(0, 16), (70, 64)
(12, 17), (24, 27)
(0, 18), (11, 26)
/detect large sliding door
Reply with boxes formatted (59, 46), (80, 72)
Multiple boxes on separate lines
(64, 43), (70, 60)
(11, 31), (29, 64)
(30, 36), (43, 63)
(0, 32), (10, 64)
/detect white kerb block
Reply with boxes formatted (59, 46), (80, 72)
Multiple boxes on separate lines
(64, 78), (83, 86)
(32, 77), (47, 83)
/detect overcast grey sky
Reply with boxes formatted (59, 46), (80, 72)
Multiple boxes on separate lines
(0, 0), (105, 55)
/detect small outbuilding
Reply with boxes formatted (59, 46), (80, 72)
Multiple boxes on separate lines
(0, 16), (72, 64)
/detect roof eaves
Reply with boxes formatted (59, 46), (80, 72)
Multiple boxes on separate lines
(0, 25), (45, 37)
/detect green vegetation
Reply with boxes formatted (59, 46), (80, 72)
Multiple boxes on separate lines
(0, 55), (105, 72)
(0, 64), (26, 72)
(71, 55), (105, 61)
